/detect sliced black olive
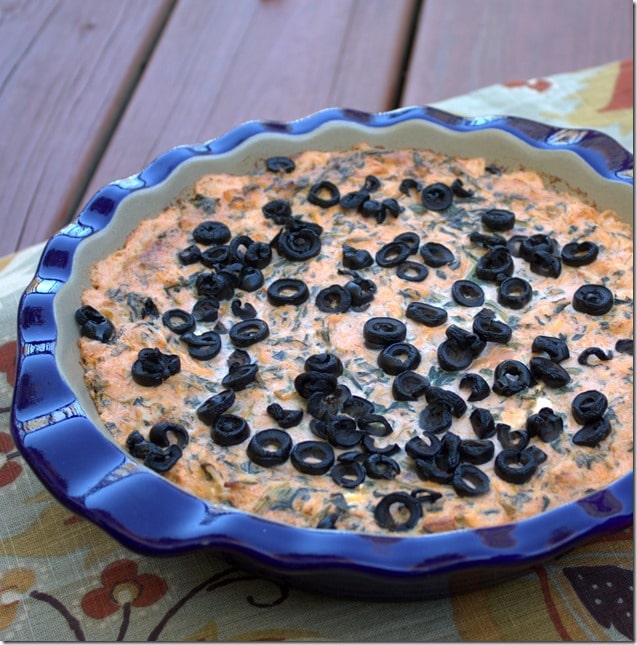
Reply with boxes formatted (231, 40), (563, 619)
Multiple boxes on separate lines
(374, 492), (422, 531)
(451, 280), (485, 307)
(506, 234), (528, 257)
(192, 297), (220, 322)
(231, 299), (257, 320)
(615, 339), (633, 355)
(451, 178), (474, 198)
(497, 277), (533, 309)
(342, 245), (374, 269)
(414, 456), (454, 484)
(452, 464), (490, 497)
(360, 199), (386, 222)
(147, 421), (189, 449)
(195, 271), (235, 300)
(529, 356), (571, 388)
(393, 231), (420, 254)
(485, 164), (502, 175)
(399, 177), (421, 195)
(492, 360), (534, 396)
(382, 198), (402, 218)
(470, 407), (496, 439)
(228, 319), (269, 348)
(244, 241), (272, 269)
(494, 448), (538, 484)
(307, 385), (352, 421)
(375, 241), (411, 267)
(196, 389), (235, 426)
(131, 348), (180, 387)
(426, 386), (467, 418)
(419, 242), (455, 267)
(363, 317), (406, 348)
(126, 430), (153, 459)
(377, 342), (421, 375)
(532, 335), (570, 363)
(211, 414), (250, 446)
(578, 347), (613, 365)
(496, 423), (529, 450)
(227, 348), (251, 371)
(340, 189), (370, 210)
(526, 407), (563, 442)
(341, 394), (375, 420)
(307, 180), (340, 208)
(221, 363), (259, 391)
(228, 234), (253, 263)
(481, 208), (515, 231)
(344, 275), (377, 307)
(361, 435), (400, 456)
(357, 413), (393, 437)
(324, 416), (363, 448)
(459, 373), (490, 402)
(437, 339), (476, 372)
(247, 429), (292, 467)
(519, 233), (559, 262)
(315, 285), (352, 313)
(276, 228), (321, 261)
(405, 302), (448, 327)
(472, 308), (512, 344)
(392, 370), (430, 401)
(364, 453), (400, 480)
(294, 370), (338, 399)
(419, 401), (452, 434)
(316, 513), (340, 530)
(331, 461), (366, 488)
(572, 284), (614, 316)
(458, 439), (495, 465)
(265, 156), (295, 173)
(526, 445), (548, 465)
(177, 244), (202, 265)
(475, 246), (514, 282)
(438, 431), (462, 471)
(193, 221), (231, 246)
(530, 250), (562, 278)
(181, 330), (222, 360)
(561, 241), (599, 266)
(421, 182), (453, 211)
(572, 416), (612, 447)
(469, 231), (508, 249)
(362, 174), (380, 192)
(143, 444), (182, 473)
(266, 403), (303, 429)
(75, 305), (115, 342)
(305, 352), (343, 376)
(266, 278), (309, 307)
(405, 433), (441, 460)
(396, 260), (429, 282)
(571, 390), (608, 424)
(262, 199), (292, 224)
(290, 440), (335, 475)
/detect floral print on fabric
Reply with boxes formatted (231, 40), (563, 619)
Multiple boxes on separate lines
(0, 568), (35, 630)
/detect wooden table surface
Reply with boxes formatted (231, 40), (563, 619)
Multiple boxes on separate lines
(1, 0), (632, 257)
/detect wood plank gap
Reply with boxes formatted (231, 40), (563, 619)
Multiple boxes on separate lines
(391, 0), (424, 109)
(59, 0), (179, 230)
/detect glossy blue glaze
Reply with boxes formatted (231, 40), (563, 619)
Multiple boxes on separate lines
(10, 107), (633, 600)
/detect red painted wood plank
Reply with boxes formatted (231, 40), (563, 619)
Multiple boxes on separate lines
(0, 0), (173, 255)
(82, 0), (416, 204)
(402, 0), (634, 106)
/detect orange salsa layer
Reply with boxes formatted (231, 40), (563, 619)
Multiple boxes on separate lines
(78, 144), (633, 535)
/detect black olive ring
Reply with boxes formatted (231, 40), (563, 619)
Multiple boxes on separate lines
(307, 180), (340, 208)
(497, 276), (533, 309)
(267, 278), (310, 306)
(494, 448), (538, 484)
(452, 280), (485, 307)
(561, 241), (599, 266)
(363, 317), (406, 348)
(246, 429), (293, 467)
(452, 464), (490, 497)
(162, 308), (196, 335)
(396, 261), (429, 282)
(572, 284), (614, 316)
(331, 461), (366, 488)
(373, 492), (423, 531)
(290, 440), (335, 475)
(377, 342), (421, 375)
(229, 319), (270, 347)
(405, 302), (448, 327)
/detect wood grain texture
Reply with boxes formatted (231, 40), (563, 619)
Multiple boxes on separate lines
(402, 0), (634, 106)
(82, 0), (416, 204)
(0, 0), (173, 256)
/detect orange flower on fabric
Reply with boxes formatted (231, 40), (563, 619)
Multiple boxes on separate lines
(0, 431), (23, 487)
(0, 568), (36, 630)
(81, 559), (167, 619)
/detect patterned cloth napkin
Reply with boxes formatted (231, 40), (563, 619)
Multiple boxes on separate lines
(0, 59), (632, 641)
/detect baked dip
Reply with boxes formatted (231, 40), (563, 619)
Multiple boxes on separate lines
(76, 144), (633, 535)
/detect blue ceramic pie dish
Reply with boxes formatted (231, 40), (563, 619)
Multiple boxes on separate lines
(10, 106), (633, 600)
